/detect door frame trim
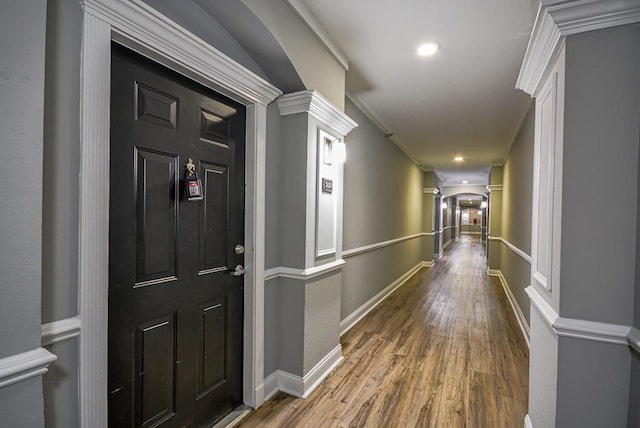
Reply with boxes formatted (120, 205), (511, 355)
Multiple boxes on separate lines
(78, 1), (281, 425)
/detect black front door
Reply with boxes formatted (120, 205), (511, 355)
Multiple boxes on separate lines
(108, 44), (245, 427)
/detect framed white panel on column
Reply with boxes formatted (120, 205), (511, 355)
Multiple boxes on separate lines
(78, 0), (281, 425)
(316, 129), (339, 257)
(531, 47), (564, 294)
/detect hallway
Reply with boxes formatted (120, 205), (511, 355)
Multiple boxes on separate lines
(238, 235), (529, 427)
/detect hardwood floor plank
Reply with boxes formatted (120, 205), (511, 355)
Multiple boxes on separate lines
(237, 236), (529, 427)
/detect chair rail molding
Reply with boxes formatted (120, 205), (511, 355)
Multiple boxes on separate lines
(0, 347), (57, 389)
(264, 259), (345, 282)
(527, 286), (632, 346)
(41, 317), (82, 347)
(517, 0), (640, 96)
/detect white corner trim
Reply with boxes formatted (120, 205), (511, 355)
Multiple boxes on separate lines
(342, 233), (427, 258)
(553, 317), (630, 346)
(284, 0), (349, 70)
(525, 414), (533, 428)
(264, 259), (345, 282)
(526, 286), (632, 346)
(517, 0), (640, 95)
(0, 348), (57, 389)
(41, 317), (82, 347)
(486, 184), (503, 192)
(423, 187), (440, 195)
(83, 0), (281, 106)
(488, 270), (530, 347)
(628, 327), (640, 353)
(489, 236), (532, 264)
(526, 285), (559, 327)
(265, 345), (343, 400)
(277, 90), (358, 137)
(340, 262), (424, 336)
(422, 260), (435, 268)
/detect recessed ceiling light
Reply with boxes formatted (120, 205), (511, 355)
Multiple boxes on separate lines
(417, 41), (441, 57)
(454, 156), (464, 162)
(462, 180), (468, 184)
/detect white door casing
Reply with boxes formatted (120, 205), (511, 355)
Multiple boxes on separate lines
(78, 0), (281, 425)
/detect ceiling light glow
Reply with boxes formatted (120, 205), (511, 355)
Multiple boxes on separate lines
(454, 156), (464, 162)
(462, 180), (468, 184)
(417, 42), (440, 57)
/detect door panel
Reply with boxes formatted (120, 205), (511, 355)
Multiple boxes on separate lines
(109, 43), (245, 427)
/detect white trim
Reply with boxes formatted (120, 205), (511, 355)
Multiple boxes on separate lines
(526, 285), (559, 328)
(489, 236), (532, 264)
(423, 187), (440, 194)
(345, 92), (422, 168)
(277, 90), (358, 137)
(78, 0), (281, 423)
(488, 271), (530, 347)
(526, 286), (631, 346)
(517, 0), (640, 96)
(434, 252), (442, 259)
(0, 348), (57, 389)
(41, 317), (82, 347)
(486, 184), (503, 193)
(461, 232), (481, 235)
(340, 262), (424, 336)
(442, 239), (452, 250)
(263, 345), (343, 399)
(553, 317), (630, 346)
(422, 260), (435, 268)
(525, 414), (533, 428)
(628, 327), (640, 353)
(284, 0), (349, 70)
(264, 259), (345, 282)
(342, 233), (427, 258)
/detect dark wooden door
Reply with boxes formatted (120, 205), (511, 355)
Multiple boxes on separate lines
(109, 44), (245, 428)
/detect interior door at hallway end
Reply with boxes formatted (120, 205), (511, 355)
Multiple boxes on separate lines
(108, 43), (246, 427)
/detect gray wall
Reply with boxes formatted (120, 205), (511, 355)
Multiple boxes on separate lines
(341, 98), (424, 320)
(561, 26), (640, 325)
(43, 339), (79, 428)
(0, 0), (48, 424)
(499, 104), (534, 325)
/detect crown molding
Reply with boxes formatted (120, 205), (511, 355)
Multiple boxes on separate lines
(285, 0), (349, 70)
(277, 90), (358, 137)
(517, 0), (640, 96)
(424, 187), (440, 195)
(83, 0), (282, 106)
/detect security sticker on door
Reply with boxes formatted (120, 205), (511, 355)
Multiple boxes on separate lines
(184, 158), (204, 201)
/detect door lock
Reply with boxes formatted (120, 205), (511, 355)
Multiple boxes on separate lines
(230, 264), (246, 276)
(234, 244), (245, 255)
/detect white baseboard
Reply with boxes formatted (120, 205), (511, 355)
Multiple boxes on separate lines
(340, 262), (424, 336)
(488, 270), (530, 348)
(434, 252), (442, 259)
(442, 239), (452, 249)
(524, 414), (533, 428)
(421, 260), (435, 268)
(263, 345), (343, 400)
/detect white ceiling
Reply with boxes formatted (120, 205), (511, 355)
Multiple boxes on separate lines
(299, 0), (538, 186)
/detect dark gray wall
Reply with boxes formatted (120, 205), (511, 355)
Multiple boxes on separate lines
(341, 98), (424, 319)
(42, 0), (82, 324)
(43, 339), (79, 428)
(0, 0), (48, 424)
(561, 26), (640, 325)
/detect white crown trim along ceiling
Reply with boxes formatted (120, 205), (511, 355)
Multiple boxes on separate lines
(526, 286), (632, 346)
(277, 90), (358, 137)
(0, 347), (57, 389)
(517, 0), (640, 95)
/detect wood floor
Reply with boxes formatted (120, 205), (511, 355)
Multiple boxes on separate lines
(237, 235), (529, 427)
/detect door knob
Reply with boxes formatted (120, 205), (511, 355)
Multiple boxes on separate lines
(234, 244), (245, 255)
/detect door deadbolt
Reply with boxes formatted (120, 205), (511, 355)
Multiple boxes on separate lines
(234, 244), (245, 255)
